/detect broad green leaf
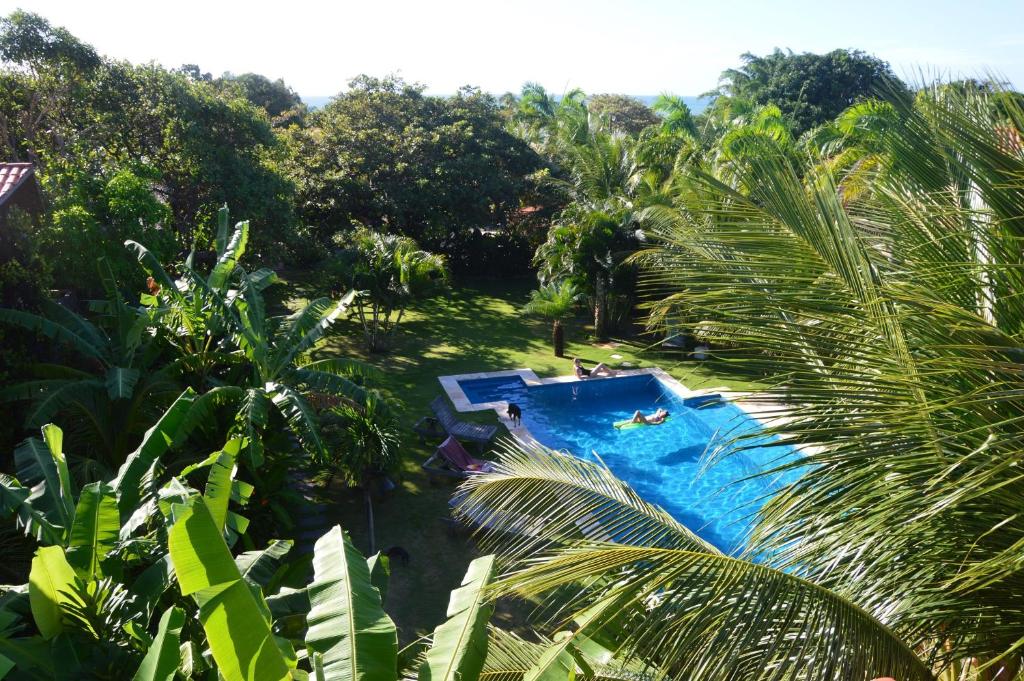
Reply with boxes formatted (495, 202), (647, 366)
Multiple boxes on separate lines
(232, 479), (255, 505)
(204, 438), (244, 533)
(168, 498), (289, 681)
(113, 389), (196, 519)
(132, 606), (184, 681)
(13, 433), (73, 532)
(28, 546), (77, 640)
(0, 474), (61, 545)
(215, 204), (230, 255)
(105, 367), (140, 400)
(0, 634), (53, 679)
(237, 388), (269, 468)
(226, 511), (250, 541)
(130, 554), (175, 620)
(41, 425), (75, 531)
(418, 555), (495, 681)
(66, 482), (119, 580)
(365, 553), (390, 605)
(270, 385), (327, 461)
(210, 219), (249, 291)
(124, 240), (179, 296)
(305, 525), (398, 681)
(267, 586), (310, 620)
(0, 307), (105, 363)
(236, 540), (294, 590)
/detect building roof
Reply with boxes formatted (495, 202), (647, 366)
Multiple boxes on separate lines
(0, 163), (35, 208)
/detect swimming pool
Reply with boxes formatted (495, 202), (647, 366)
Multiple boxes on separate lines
(453, 372), (802, 554)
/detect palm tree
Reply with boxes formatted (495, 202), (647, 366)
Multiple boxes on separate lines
(652, 93), (698, 139)
(454, 440), (930, 681)
(524, 280), (579, 357)
(459, 82), (1024, 679)
(631, 83), (1024, 675)
(535, 128), (641, 339)
(320, 394), (399, 553)
(338, 227), (449, 353)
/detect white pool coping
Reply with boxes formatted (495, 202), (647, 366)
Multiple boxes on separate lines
(437, 366), (783, 447)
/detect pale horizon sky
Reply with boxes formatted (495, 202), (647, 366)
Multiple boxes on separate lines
(2, 0), (1022, 98)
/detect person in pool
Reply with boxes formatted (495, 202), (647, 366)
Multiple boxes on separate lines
(574, 357), (616, 379)
(631, 408), (669, 425)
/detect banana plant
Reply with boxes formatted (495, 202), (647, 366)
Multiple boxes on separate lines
(125, 205), (277, 391)
(129, 207), (377, 469)
(0, 260), (181, 475)
(1, 415), (639, 680)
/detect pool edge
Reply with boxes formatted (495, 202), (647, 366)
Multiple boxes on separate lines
(438, 366), (752, 447)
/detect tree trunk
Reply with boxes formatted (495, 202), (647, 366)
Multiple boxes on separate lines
(594, 276), (608, 341)
(552, 320), (565, 357)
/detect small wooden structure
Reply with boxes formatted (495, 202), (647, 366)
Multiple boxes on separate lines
(0, 163), (42, 228)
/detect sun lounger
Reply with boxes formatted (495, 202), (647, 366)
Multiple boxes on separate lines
(437, 436), (495, 473)
(421, 435), (495, 482)
(429, 396), (499, 447)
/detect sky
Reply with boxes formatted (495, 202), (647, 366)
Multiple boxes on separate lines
(2, 0), (1022, 98)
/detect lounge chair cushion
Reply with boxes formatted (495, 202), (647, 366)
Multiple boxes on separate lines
(437, 436), (494, 473)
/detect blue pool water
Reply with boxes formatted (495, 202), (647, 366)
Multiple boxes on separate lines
(455, 373), (802, 554)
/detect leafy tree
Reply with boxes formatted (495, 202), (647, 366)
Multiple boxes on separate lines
(712, 48), (906, 135)
(523, 280), (579, 357)
(281, 76), (542, 262)
(0, 12), (299, 292)
(216, 71), (308, 127)
(332, 228), (449, 353)
(587, 94), (660, 136)
(0, 10), (99, 74)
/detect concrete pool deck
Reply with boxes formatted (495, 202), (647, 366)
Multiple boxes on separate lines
(437, 366), (783, 447)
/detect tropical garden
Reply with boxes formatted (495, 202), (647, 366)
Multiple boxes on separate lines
(2, 8), (1024, 680)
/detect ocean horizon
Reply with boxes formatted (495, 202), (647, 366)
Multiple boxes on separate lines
(301, 93), (711, 114)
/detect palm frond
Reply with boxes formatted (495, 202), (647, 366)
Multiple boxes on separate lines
(458, 441), (930, 681)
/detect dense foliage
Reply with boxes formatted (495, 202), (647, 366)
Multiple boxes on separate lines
(709, 48), (905, 135)
(6, 8), (1024, 679)
(586, 94), (661, 136)
(282, 76), (543, 270)
(0, 12), (297, 291)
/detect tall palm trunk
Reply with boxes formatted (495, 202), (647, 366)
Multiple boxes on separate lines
(594, 275), (608, 340)
(552, 319), (565, 357)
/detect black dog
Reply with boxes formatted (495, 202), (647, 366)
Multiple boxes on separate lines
(506, 402), (522, 427)
(385, 545), (411, 566)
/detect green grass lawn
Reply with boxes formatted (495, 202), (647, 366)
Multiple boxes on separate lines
(278, 274), (769, 644)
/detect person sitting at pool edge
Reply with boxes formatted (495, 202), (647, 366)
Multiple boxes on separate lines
(631, 408), (669, 425)
(574, 357), (615, 379)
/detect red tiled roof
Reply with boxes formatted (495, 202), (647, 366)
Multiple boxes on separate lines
(0, 163), (35, 207)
